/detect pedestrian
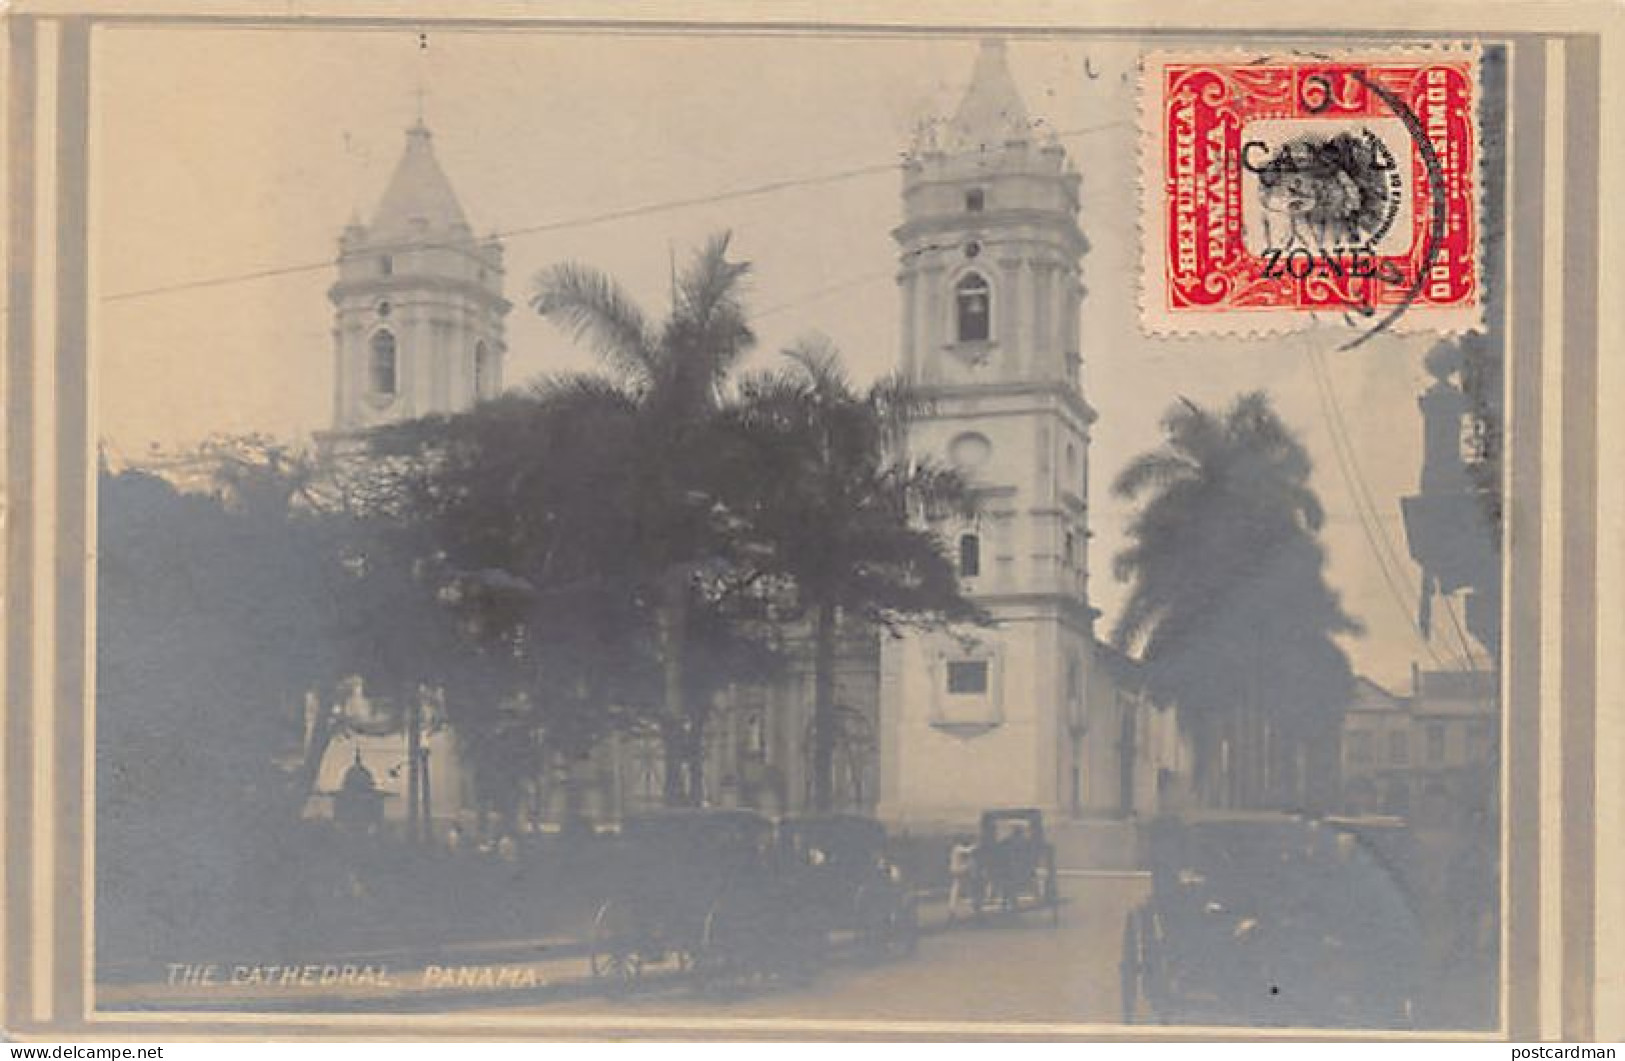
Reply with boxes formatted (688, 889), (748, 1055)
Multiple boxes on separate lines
(948, 834), (978, 920)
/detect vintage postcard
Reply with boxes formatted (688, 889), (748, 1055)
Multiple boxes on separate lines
(1, 0), (1620, 1044)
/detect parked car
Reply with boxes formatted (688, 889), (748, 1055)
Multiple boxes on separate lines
(1121, 814), (1421, 1028)
(966, 808), (1060, 924)
(587, 809), (777, 986)
(777, 814), (918, 959)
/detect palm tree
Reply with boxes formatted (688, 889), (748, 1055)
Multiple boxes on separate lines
(531, 232), (755, 805)
(1112, 391), (1359, 810)
(721, 337), (983, 812)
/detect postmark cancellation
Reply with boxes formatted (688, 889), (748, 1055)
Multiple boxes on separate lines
(1140, 48), (1483, 338)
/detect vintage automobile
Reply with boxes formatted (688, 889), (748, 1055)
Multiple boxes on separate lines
(691, 858), (827, 990)
(777, 814), (919, 959)
(1119, 814), (1422, 1028)
(969, 808), (1060, 924)
(587, 808), (777, 986)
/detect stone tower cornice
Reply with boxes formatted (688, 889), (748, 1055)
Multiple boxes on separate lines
(329, 119), (508, 433)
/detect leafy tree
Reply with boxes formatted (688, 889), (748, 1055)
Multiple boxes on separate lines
(363, 374), (779, 814)
(719, 338), (983, 811)
(96, 463), (346, 957)
(107, 434), (485, 830)
(362, 384), (660, 824)
(193, 434), (470, 813)
(1111, 392), (1359, 810)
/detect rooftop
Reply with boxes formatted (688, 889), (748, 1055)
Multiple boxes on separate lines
(944, 39), (1036, 153)
(366, 120), (472, 241)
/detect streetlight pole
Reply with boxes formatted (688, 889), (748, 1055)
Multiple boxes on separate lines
(420, 743), (433, 841)
(406, 692), (422, 843)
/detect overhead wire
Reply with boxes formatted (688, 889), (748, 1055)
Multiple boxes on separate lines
(1304, 340), (1453, 672)
(1316, 342), (1483, 672)
(101, 118), (1131, 306)
(1307, 341), (1478, 673)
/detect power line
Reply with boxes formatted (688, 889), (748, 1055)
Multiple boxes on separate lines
(1310, 343), (1482, 672)
(1304, 340), (1454, 672)
(1309, 347), (1419, 592)
(103, 258), (342, 303)
(754, 269), (895, 320)
(1438, 589), (1481, 669)
(103, 119), (1131, 306)
(1307, 346), (1435, 656)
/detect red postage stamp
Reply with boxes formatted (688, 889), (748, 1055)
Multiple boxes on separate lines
(1140, 50), (1481, 337)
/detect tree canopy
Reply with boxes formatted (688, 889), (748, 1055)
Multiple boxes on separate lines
(1111, 391), (1359, 809)
(718, 337), (984, 808)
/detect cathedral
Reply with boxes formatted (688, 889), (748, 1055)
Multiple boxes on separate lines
(328, 118), (510, 433)
(879, 39), (1110, 827)
(313, 41), (1186, 833)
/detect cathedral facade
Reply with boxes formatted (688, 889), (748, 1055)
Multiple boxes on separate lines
(316, 44), (1181, 833)
(877, 40), (1106, 827)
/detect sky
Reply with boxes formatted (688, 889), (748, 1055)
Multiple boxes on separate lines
(91, 27), (1486, 691)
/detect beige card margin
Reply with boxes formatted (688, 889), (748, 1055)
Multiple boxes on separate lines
(1, 0), (1619, 1043)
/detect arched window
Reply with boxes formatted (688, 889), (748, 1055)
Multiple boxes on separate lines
(948, 431), (992, 474)
(958, 533), (981, 578)
(473, 340), (494, 399)
(369, 330), (397, 396)
(955, 272), (991, 343)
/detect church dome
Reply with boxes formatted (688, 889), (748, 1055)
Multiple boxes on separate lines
(943, 39), (1034, 152)
(367, 120), (473, 242)
(327, 113), (509, 433)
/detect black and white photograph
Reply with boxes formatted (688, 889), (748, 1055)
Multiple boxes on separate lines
(2, 3), (1619, 1044)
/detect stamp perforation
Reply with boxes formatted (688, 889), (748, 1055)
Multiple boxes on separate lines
(1137, 43), (1486, 340)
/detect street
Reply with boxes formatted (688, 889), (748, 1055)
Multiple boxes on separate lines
(96, 873), (1151, 1025)
(541, 872), (1149, 1024)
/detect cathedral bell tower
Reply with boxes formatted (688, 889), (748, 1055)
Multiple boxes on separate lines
(329, 120), (510, 432)
(878, 40), (1099, 827)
